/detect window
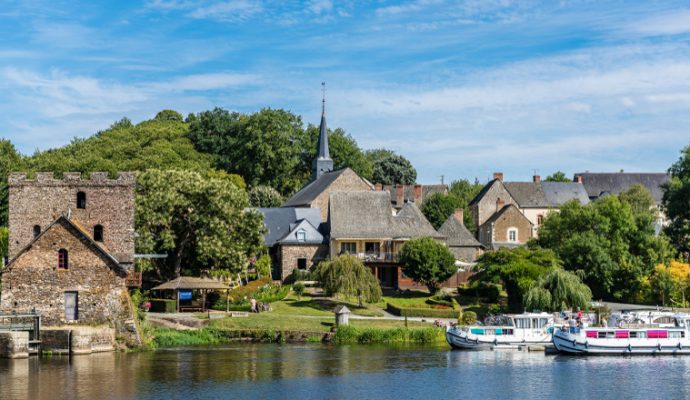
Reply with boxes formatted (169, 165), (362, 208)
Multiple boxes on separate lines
(537, 215), (544, 225)
(297, 258), (308, 270)
(65, 291), (78, 321)
(507, 228), (518, 242)
(76, 192), (86, 209)
(33, 225), (41, 238)
(93, 225), (104, 242)
(296, 229), (306, 243)
(365, 242), (380, 254)
(58, 249), (69, 270)
(340, 242), (357, 254)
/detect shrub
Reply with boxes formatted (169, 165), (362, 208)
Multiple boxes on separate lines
(426, 294), (459, 309)
(254, 284), (289, 303)
(487, 303), (503, 315)
(290, 269), (316, 283)
(293, 282), (305, 299)
(386, 303), (461, 318)
(458, 283), (500, 302)
(254, 254), (272, 279)
(228, 277), (272, 303)
(150, 299), (177, 313)
(461, 311), (477, 325)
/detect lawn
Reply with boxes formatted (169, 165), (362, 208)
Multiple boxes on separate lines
(271, 294), (384, 317)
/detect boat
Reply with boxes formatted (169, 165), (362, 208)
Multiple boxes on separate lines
(446, 312), (555, 350)
(553, 312), (690, 355)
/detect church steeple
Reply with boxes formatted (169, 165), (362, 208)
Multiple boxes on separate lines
(312, 82), (333, 180)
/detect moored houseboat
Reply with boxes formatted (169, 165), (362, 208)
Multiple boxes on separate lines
(446, 312), (555, 350)
(553, 313), (690, 355)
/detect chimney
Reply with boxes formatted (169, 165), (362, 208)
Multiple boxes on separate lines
(493, 172), (503, 181)
(413, 184), (422, 203)
(453, 208), (464, 224)
(396, 184), (404, 207)
(575, 175), (582, 183)
(496, 198), (505, 213)
(533, 175), (541, 183)
(374, 183), (383, 191)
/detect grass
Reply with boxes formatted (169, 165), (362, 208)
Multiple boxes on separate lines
(334, 325), (445, 344)
(272, 294), (384, 317)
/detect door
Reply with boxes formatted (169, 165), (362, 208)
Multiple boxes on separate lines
(65, 291), (78, 321)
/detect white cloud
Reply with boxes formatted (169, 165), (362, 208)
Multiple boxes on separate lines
(189, 0), (263, 21)
(633, 9), (690, 36)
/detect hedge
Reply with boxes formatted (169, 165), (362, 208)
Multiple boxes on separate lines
(386, 303), (461, 318)
(458, 283), (500, 302)
(150, 299), (177, 313)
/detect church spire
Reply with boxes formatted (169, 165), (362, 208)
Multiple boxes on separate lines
(313, 82), (333, 180)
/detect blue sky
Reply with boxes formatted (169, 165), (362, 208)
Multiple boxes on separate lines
(1, 1), (690, 183)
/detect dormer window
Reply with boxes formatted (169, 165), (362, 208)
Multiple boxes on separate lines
(93, 225), (103, 242)
(77, 192), (86, 209)
(296, 229), (306, 243)
(33, 225), (41, 238)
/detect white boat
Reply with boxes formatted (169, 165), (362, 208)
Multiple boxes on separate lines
(553, 312), (690, 355)
(446, 312), (555, 350)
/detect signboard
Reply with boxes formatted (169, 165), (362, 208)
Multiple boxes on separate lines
(178, 290), (193, 301)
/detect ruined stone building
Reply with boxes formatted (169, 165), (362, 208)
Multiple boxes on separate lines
(1, 172), (136, 327)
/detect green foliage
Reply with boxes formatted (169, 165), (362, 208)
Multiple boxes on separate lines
(227, 277), (273, 303)
(135, 169), (266, 279)
(303, 126), (373, 180)
(248, 185), (284, 207)
(153, 327), (223, 347)
(461, 311), (477, 325)
(254, 283), (290, 303)
(399, 237), (456, 292)
(523, 268), (592, 311)
(316, 254), (382, 306)
(457, 282), (500, 302)
(663, 144), (690, 254)
(472, 247), (560, 312)
(333, 325), (445, 344)
(254, 254), (272, 279)
(420, 179), (482, 231)
(545, 171), (571, 182)
(289, 269), (316, 283)
(0, 140), (24, 226)
(292, 282), (305, 299)
(535, 195), (673, 302)
(371, 153), (417, 185)
(386, 302), (461, 318)
(0, 227), (7, 260)
(150, 299), (177, 313)
(155, 109), (184, 122)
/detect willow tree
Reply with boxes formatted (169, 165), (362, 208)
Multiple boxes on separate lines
(523, 268), (592, 311)
(316, 255), (382, 306)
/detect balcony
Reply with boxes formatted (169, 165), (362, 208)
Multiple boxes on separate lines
(345, 252), (399, 263)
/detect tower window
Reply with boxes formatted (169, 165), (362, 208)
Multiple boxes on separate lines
(76, 192), (86, 209)
(93, 225), (104, 242)
(58, 249), (69, 270)
(33, 225), (41, 238)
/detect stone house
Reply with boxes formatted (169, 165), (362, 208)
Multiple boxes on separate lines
(478, 204), (534, 250)
(328, 191), (446, 289)
(255, 207), (328, 281)
(470, 172), (589, 237)
(437, 208), (483, 262)
(1, 172), (135, 328)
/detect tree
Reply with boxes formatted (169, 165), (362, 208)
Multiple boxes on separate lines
(248, 185), (284, 208)
(0, 227), (7, 260)
(254, 254), (273, 279)
(135, 169), (266, 280)
(302, 125), (373, 180)
(316, 254), (382, 306)
(471, 247), (560, 312)
(155, 109), (184, 122)
(652, 261), (690, 307)
(421, 192), (463, 230)
(663, 144), (690, 254)
(535, 195), (673, 302)
(398, 237), (456, 293)
(0, 140), (23, 226)
(371, 154), (417, 185)
(523, 268), (592, 311)
(545, 171), (571, 182)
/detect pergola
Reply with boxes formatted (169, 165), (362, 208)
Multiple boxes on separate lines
(152, 276), (230, 312)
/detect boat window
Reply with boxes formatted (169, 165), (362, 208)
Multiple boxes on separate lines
(532, 318), (539, 328)
(630, 331), (646, 339)
(669, 331), (684, 339)
(653, 316), (675, 324)
(597, 331), (615, 339)
(515, 318), (530, 329)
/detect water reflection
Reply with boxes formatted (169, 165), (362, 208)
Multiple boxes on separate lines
(2, 345), (690, 399)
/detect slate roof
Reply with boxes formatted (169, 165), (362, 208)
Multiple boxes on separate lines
(329, 191), (443, 239)
(6, 215), (127, 276)
(503, 182), (546, 207)
(541, 182), (590, 206)
(469, 179), (499, 206)
(575, 172), (670, 203)
(276, 218), (324, 245)
(283, 168), (373, 207)
(255, 208), (324, 246)
(438, 214), (482, 248)
(484, 204), (533, 225)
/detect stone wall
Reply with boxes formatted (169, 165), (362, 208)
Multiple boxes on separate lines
(310, 169), (372, 222)
(1, 221), (131, 327)
(485, 206), (533, 244)
(472, 180), (516, 228)
(0, 331), (29, 358)
(278, 244), (329, 281)
(8, 172), (135, 261)
(40, 327), (115, 355)
(449, 246), (482, 263)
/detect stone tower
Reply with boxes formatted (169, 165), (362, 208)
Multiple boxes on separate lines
(7, 172), (136, 268)
(312, 83), (333, 181)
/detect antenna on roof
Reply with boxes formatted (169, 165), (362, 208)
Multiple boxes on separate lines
(321, 82), (326, 115)
(440, 175), (445, 185)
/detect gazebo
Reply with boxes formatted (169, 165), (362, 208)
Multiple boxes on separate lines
(151, 276), (230, 312)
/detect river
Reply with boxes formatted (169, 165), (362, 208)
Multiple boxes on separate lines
(2, 344), (690, 399)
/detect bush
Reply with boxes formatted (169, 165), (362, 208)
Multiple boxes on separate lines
(228, 277), (272, 303)
(334, 325), (444, 344)
(487, 303), (503, 315)
(254, 284), (289, 303)
(293, 282), (305, 298)
(426, 293), (459, 309)
(386, 303), (461, 318)
(150, 299), (177, 313)
(290, 269), (316, 282)
(461, 311), (477, 325)
(458, 283), (500, 302)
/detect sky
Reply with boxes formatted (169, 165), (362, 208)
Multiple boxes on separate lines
(1, 0), (690, 183)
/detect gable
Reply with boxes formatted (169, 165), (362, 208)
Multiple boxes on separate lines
(483, 205), (533, 229)
(283, 168), (372, 208)
(277, 219), (324, 245)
